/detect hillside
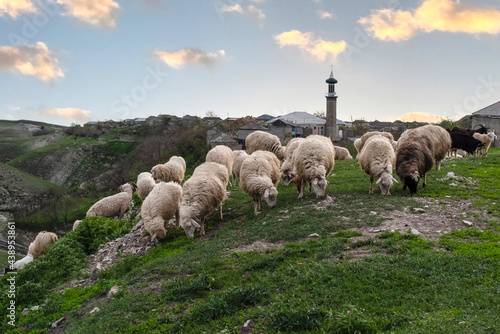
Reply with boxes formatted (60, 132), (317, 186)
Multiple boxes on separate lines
(1, 150), (499, 333)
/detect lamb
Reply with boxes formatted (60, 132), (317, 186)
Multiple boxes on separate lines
(418, 125), (452, 170)
(280, 137), (305, 186)
(206, 145), (234, 186)
(151, 155), (186, 183)
(86, 182), (136, 220)
(240, 150), (281, 214)
(473, 130), (497, 156)
(11, 254), (34, 270)
(396, 129), (434, 194)
(28, 231), (58, 259)
(291, 135), (335, 198)
(136, 172), (156, 200)
(141, 181), (183, 242)
(245, 130), (286, 161)
(358, 135), (398, 195)
(232, 150), (249, 185)
(179, 162), (229, 238)
(334, 146), (353, 160)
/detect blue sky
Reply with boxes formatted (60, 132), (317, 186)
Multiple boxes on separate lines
(1, 0), (500, 126)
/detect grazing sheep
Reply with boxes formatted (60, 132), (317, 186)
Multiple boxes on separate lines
(28, 232), (58, 259)
(334, 146), (353, 160)
(281, 137), (305, 186)
(292, 135), (335, 198)
(396, 129), (434, 194)
(151, 156), (186, 183)
(354, 138), (362, 156)
(180, 162), (229, 237)
(72, 219), (82, 231)
(240, 150), (281, 214)
(141, 181), (183, 242)
(206, 145), (234, 185)
(245, 130), (286, 161)
(418, 125), (452, 170)
(86, 182), (136, 220)
(232, 150), (249, 185)
(11, 254), (34, 270)
(358, 135), (397, 195)
(137, 172), (156, 200)
(449, 131), (484, 156)
(473, 130), (497, 156)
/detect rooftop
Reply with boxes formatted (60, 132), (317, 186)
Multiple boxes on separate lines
(472, 101), (500, 117)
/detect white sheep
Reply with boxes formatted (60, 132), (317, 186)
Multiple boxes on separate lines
(357, 131), (395, 154)
(473, 130), (497, 156)
(206, 145), (234, 186)
(232, 150), (249, 185)
(291, 135), (335, 198)
(281, 138), (305, 186)
(28, 231), (58, 259)
(12, 254), (34, 270)
(334, 146), (353, 160)
(245, 130), (286, 161)
(86, 182), (136, 220)
(136, 172), (156, 200)
(151, 156), (186, 183)
(417, 125), (452, 170)
(358, 135), (398, 195)
(141, 181), (183, 242)
(354, 138), (362, 156)
(240, 150), (281, 214)
(180, 162), (229, 238)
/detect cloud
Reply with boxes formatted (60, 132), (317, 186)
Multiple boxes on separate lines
(39, 107), (92, 122)
(0, 0), (36, 18)
(391, 112), (444, 123)
(57, 0), (119, 28)
(220, 4), (265, 27)
(318, 10), (334, 19)
(154, 48), (226, 70)
(275, 30), (346, 61)
(0, 42), (64, 83)
(5, 114), (15, 120)
(359, 0), (500, 42)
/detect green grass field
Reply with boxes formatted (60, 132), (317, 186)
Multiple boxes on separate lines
(1, 149), (499, 333)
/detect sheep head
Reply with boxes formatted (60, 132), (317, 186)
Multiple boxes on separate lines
(312, 177), (328, 198)
(280, 170), (294, 187)
(263, 187), (278, 209)
(376, 173), (398, 196)
(404, 170), (420, 194)
(181, 218), (201, 238)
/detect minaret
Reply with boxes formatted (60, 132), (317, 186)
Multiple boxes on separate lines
(325, 69), (338, 140)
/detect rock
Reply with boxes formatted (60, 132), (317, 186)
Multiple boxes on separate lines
(463, 220), (473, 226)
(410, 228), (420, 235)
(446, 172), (456, 178)
(90, 307), (100, 314)
(243, 319), (251, 328)
(107, 286), (120, 298)
(308, 233), (320, 238)
(22, 308), (29, 316)
(370, 211), (377, 215)
(413, 208), (425, 213)
(30, 306), (40, 311)
(51, 316), (65, 328)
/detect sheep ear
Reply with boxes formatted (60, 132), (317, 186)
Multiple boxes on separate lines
(376, 178), (382, 185)
(191, 219), (201, 228)
(313, 178), (319, 185)
(392, 176), (399, 183)
(264, 189), (270, 198)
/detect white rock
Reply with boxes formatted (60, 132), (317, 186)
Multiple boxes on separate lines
(411, 228), (420, 235)
(243, 320), (251, 328)
(370, 211), (377, 215)
(463, 220), (473, 226)
(90, 307), (100, 314)
(30, 306), (39, 311)
(308, 233), (320, 238)
(413, 208), (425, 213)
(52, 317), (65, 328)
(107, 286), (119, 298)
(446, 172), (456, 178)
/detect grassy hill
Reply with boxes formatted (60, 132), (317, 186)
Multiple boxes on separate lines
(1, 149), (499, 333)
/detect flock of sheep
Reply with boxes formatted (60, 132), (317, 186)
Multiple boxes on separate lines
(9, 124), (497, 271)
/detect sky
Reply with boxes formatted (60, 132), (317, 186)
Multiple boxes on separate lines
(1, 0), (500, 126)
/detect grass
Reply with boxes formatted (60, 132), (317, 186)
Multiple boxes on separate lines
(1, 149), (499, 333)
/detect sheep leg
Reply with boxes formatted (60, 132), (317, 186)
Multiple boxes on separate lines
(219, 204), (223, 220)
(297, 179), (305, 199)
(175, 210), (180, 229)
(201, 219), (205, 236)
(369, 176), (374, 195)
(254, 199), (259, 214)
(436, 160), (441, 171)
(423, 174), (427, 188)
